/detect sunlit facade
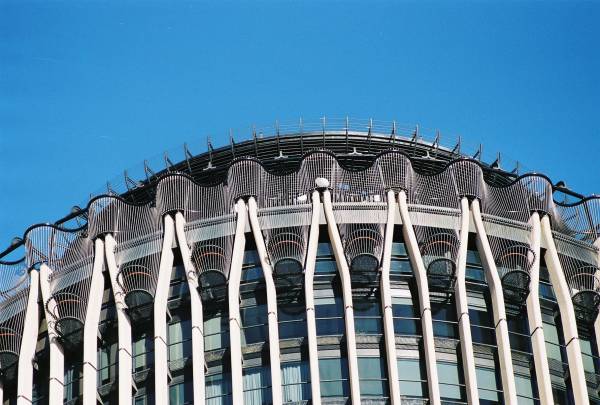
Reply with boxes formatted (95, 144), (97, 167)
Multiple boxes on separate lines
(1, 124), (599, 405)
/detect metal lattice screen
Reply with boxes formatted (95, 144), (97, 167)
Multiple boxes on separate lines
(481, 178), (537, 305)
(89, 196), (164, 319)
(553, 232), (600, 324)
(409, 166), (462, 292)
(0, 257), (30, 376)
(25, 224), (95, 346)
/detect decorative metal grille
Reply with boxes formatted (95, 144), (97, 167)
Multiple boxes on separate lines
(89, 196), (164, 322)
(257, 167), (312, 302)
(25, 225), (94, 347)
(331, 160), (387, 289)
(0, 257), (30, 379)
(481, 179), (537, 306)
(157, 174), (236, 302)
(554, 232), (600, 324)
(409, 167), (461, 293)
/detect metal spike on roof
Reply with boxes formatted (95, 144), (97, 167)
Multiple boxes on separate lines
(321, 116), (326, 147)
(183, 143), (193, 174)
(473, 144), (482, 161)
(345, 116), (349, 153)
(299, 117), (304, 154)
(206, 136), (215, 170)
(164, 152), (175, 172)
(367, 118), (373, 153)
(451, 136), (461, 155)
(251, 126), (259, 157)
(491, 152), (501, 169)
(229, 129), (235, 158)
(144, 160), (155, 183)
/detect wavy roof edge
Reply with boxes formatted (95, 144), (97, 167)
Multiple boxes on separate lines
(2, 130), (598, 260)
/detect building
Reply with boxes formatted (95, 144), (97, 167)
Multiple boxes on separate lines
(1, 120), (599, 405)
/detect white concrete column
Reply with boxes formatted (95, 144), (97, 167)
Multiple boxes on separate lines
(39, 263), (65, 405)
(174, 212), (205, 405)
(154, 214), (176, 405)
(105, 234), (133, 405)
(380, 190), (401, 405)
(321, 189), (361, 405)
(229, 199), (248, 405)
(593, 238), (600, 381)
(16, 269), (40, 405)
(526, 212), (554, 405)
(541, 215), (590, 405)
(397, 190), (441, 405)
(454, 197), (479, 405)
(471, 199), (518, 405)
(247, 197), (284, 405)
(82, 238), (106, 405)
(305, 191), (322, 405)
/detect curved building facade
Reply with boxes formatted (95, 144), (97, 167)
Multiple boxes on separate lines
(1, 123), (599, 405)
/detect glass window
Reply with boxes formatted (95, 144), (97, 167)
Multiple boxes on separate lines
(132, 335), (152, 372)
(168, 320), (192, 362)
(432, 302), (459, 339)
(278, 303), (307, 340)
(437, 362), (466, 401)
(204, 311), (229, 351)
(476, 366), (501, 402)
(391, 242), (407, 256)
(206, 373), (232, 405)
(390, 259), (412, 274)
(319, 358), (350, 398)
(241, 303), (268, 344)
(315, 260), (337, 273)
(543, 321), (563, 361)
(97, 342), (117, 385)
(169, 382), (192, 405)
(515, 374), (537, 403)
(317, 243), (333, 257)
(466, 250), (481, 265)
(397, 358), (427, 398)
(281, 361), (311, 402)
(315, 295), (345, 336)
(354, 297), (383, 335)
(392, 296), (421, 336)
(243, 367), (272, 405)
(358, 357), (388, 397)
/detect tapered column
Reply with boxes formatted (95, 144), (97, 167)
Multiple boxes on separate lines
(541, 215), (589, 405)
(82, 238), (106, 405)
(397, 190), (441, 405)
(305, 191), (322, 405)
(39, 263), (65, 405)
(229, 199), (248, 405)
(471, 199), (518, 405)
(593, 238), (600, 379)
(454, 197), (479, 405)
(16, 269), (40, 405)
(526, 213), (554, 405)
(105, 234), (133, 405)
(154, 215), (176, 405)
(322, 189), (361, 405)
(247, 197), (283, 405)
(174, 212), (205, 405)
(380, 190), (401, 405)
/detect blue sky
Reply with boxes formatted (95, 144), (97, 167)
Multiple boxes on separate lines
(1, 1), (599, 251)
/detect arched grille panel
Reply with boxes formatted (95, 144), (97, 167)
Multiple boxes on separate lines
(409, 169), (461, 293)
(553, 233), (600, 324)
(0, 257), (30, 377)
(481, 183), (535, 305)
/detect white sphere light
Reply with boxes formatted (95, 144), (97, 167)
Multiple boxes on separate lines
(315, 177), (330, 189)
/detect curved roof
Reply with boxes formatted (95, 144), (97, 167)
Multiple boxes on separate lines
(1, 124), (596, 260)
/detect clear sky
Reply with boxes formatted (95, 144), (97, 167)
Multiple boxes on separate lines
(1, 1), (599, 251)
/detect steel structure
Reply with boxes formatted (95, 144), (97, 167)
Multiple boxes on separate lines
(1, 122), (600, 405)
